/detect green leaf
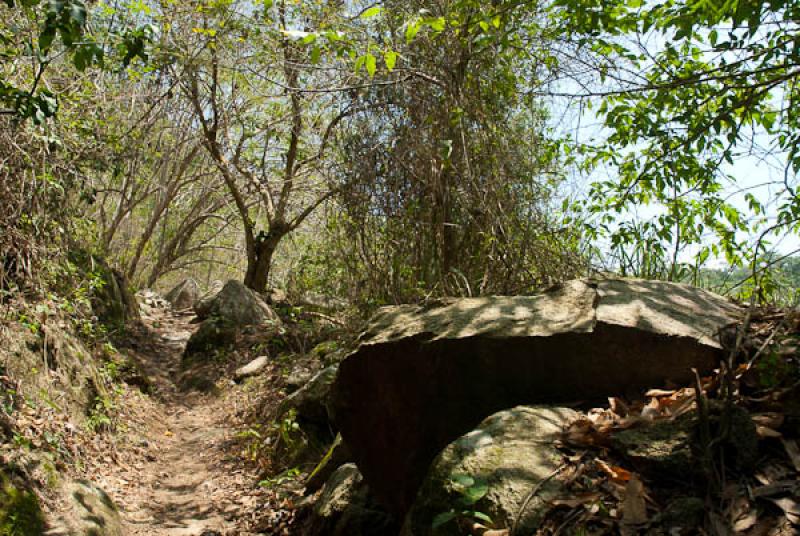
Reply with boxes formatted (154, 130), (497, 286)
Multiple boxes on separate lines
(384, 50), (397, 71)
(451, 474), (475, 487)
(361, 6), (383, 19)
(428, 16), (446, 32)
(310, 45), (321, 64)
(68, 2), (87, 27)
(354, 54), (366, 74)
(365, 52), (376, 77)
(39, 26), (56, 52)
(468, 511), (493, 524)
(432, 511), (458, 529)
(405, 20), (421, 43)
(461, 482), (489, 505)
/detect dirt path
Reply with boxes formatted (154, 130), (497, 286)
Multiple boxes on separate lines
(92, 308), (267, 536)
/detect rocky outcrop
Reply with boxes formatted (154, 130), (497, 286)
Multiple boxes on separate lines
(49, 480), (123, 536)
(331, 278), (742, 515)
(402, 406), (577, 536)
(184, 317), (238, 358)
(193, 280), (279, 325)
(304, 464), (397, 536)
(136, 289), (170, 318)
(165, 278), (200, 310)
(306, 434), (353, 494)
(70, 251), (139, 326)
(278, 365), (338, 424)
(273, 366), (339, 470)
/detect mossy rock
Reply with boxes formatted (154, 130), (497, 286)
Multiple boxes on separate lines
(403, 406), (577, 536)
(653, 497), (705, 531)
(183, 317), (238, 361)
(0, 470), (45, 536)
(305, 464), (397, 536)
(612, 413), (696, 481)
(67, 251), (139, 327)
(311, 341), (340, 363)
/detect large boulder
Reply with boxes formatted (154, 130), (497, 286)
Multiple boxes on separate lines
(193, 280), (279, 325)
(402, 406), (577, 536)
(331, 277), (742, 515)
(193, 279), (225, 318)
(164, 277), (200, 310)
(304, 464), (398, 536)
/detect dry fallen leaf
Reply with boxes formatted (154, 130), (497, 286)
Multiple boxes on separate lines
(622, 475), (648, 526)
(564, 418), (611, 448)
(645, 388), (676, 397)
(756, 425), (783, 439)
(596, 459), (633, 485)
(753, 413), (785, 429)
(641, 397), (662, 420)
(768, 497), (800, 526)
(608, 397), (630, 417)
(780, 438), (800, 473)
(550, 492), (604, 508)
(734, 510), (758, 532)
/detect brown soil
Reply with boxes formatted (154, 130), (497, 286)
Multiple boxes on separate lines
(87, 308), (277, 536)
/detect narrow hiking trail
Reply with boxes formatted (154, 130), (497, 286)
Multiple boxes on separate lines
(86, 306), (277, 536)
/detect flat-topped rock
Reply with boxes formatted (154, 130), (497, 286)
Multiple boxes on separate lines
(330, 278), (742, 515)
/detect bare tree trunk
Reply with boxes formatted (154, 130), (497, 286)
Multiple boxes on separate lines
(243, 222), (288, 292)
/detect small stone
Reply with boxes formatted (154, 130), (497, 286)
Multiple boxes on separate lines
(234, 356), (269, 382)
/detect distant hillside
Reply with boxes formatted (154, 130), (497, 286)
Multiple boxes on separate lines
(694, 256), (800, 306)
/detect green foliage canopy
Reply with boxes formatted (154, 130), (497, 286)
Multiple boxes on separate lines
(0, 0), (152, 122)
(553, 0), (800, 281)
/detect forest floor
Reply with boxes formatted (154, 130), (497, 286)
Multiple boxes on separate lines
(78, 306), (285, 536)
(34, 298), (799, 535)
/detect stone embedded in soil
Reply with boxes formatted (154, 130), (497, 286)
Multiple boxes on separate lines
(278, 365), (338, 425)
(612, 414), (695, 480)
(67, 479), (124, 536)
(234, 355), (269, 381)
